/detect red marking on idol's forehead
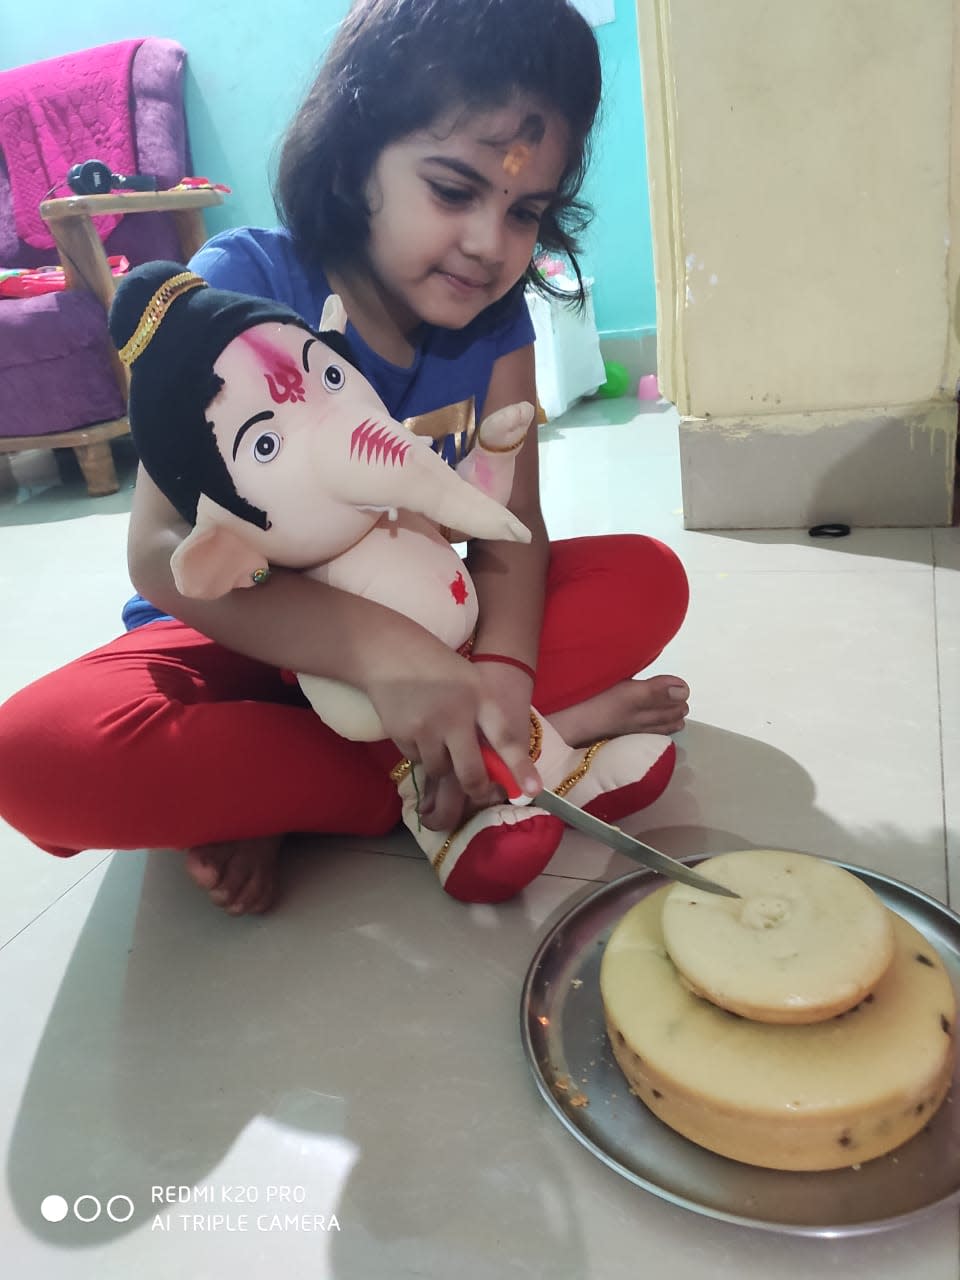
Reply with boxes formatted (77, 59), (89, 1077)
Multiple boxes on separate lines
(237, 328), (285, 369)
(237, 329), (306, 404)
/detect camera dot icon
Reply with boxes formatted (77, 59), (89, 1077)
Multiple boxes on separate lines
(40, 1193), (135, 1224)
(40, 1195), (69, 1223)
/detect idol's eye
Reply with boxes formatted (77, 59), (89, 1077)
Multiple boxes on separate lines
(323, 364), (345, 392)
(252, 431), (282, 463)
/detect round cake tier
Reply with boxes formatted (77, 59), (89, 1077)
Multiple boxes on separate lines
(600, 884), (955, 1171)
(661, 850), (896, 1023)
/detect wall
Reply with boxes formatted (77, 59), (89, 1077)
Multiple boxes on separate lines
(584, 2), (657, 338)
(0, 0), (658, 339)
(635, 0), (958, 527)
(641, 0), (954, 417)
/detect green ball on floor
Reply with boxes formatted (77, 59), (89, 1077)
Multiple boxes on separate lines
(596, 360), (630, 399)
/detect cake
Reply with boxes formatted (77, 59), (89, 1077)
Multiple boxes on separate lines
(600, 852), (956, 1171)
(660, 850), (896, 1023)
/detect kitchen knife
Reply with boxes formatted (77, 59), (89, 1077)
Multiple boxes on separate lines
(480, 745), (740, 899)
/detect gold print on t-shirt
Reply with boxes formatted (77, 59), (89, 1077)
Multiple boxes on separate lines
(403, 398), (476, 463)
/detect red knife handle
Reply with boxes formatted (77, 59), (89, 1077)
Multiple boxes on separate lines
(480, 744), (533, 806)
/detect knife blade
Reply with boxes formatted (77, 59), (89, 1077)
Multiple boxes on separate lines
(533, 787), (740, 898)
(479, 744), (740, 899)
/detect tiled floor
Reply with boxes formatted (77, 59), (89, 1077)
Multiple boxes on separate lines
(1, 405), (959, 1278)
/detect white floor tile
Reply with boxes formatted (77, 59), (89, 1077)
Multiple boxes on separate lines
(548, 569), (947, 900)
(0, 824), (111, 949)
(2, 847), (958, 1279)
(541, 405), (936, 573)
(0, 507), (133, 695)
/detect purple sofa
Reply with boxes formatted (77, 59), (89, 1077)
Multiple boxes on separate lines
(0, 39), (195, 495)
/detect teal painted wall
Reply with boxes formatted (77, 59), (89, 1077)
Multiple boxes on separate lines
(584, 4), (657, 337)
(0, 1), (656, 336)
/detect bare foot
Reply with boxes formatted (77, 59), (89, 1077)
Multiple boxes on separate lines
(184, 834), (284, 915)
(550, 675), (689, 747)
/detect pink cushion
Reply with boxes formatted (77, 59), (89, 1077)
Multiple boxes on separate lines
(0, 37), (190, 441)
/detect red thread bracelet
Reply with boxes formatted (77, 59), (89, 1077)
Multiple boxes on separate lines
(470, 652), (537, 682)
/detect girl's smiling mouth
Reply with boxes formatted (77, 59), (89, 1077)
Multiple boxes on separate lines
(435, 269), (490, 295)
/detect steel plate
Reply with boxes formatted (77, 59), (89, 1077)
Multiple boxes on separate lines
(520, 858), (960, 1236)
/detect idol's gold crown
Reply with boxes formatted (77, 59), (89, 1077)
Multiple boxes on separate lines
(116, 271), (208, 367)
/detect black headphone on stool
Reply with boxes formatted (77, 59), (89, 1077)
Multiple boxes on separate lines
(66, 158), (158, 196)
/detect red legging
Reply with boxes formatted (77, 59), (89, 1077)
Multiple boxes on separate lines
(0, 535), (687, 857)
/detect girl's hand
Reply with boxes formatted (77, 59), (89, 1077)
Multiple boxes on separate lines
(365, 643), (541, 831)
(423, 658), (538, 829)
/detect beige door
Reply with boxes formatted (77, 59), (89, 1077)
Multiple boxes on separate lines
(636, 0), (958, 527)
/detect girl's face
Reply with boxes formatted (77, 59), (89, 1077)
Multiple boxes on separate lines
(361, 97), (569, 335)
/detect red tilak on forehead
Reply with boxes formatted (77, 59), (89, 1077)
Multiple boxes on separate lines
(237, 329), (306, 405)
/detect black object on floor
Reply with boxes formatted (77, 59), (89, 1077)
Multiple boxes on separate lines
(808, 522), (851, 538)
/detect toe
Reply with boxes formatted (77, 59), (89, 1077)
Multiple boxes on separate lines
(231, 863), (276, 915)
(218, 864), (256, 912)
(185, 837), (284, 915)
(633, 706), (687, 733)
(633, 675), (689, 732)
(244, 874), (278, 915)
(650, 673), (689, 702)
(184, 848), (224, 892)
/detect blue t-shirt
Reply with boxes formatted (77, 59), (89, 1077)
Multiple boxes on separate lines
(122, 225), (535, 631)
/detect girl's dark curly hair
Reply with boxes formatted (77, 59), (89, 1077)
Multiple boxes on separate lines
(273, 0), (602, 309)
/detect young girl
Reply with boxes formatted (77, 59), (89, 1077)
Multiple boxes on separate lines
(0, 0), (689, 915)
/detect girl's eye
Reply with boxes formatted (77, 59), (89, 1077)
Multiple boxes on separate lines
(252, 431), (282, 463)
(323, 364), (345, 392)
(429, 182), (472, 206)
(511, 206), (545, 227)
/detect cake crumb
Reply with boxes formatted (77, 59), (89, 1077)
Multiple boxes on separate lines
(571, 978), (583, 988)
(569, 1092), (589, 1108)
(554, 1074), (570, 1092)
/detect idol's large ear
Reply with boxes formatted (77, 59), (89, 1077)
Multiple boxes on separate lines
(320, 293), (348, 335)
(171, 495), (270, 599)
